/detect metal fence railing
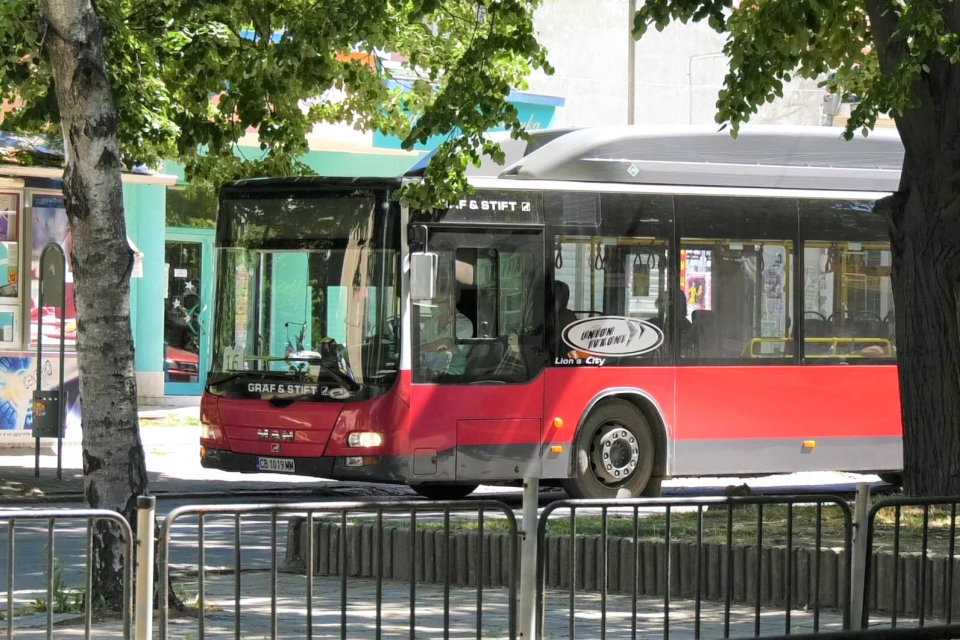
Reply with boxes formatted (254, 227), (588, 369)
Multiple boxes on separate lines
(15, 490), (960, 639)
(157, 499), (519, 640)
(535, 495), (854, 640)
(862, 496), (960, 632)
(0, 508), (134, 639)
(759, 624), (960, 639)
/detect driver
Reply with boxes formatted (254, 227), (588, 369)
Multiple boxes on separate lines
(421, 292), (473, 375)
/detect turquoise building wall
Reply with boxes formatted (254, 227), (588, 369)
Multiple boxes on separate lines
(123, 183), (166, 377)
(371, 89), (564, 151)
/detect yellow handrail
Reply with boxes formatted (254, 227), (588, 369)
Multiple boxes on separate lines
(744, 337), (893, 358)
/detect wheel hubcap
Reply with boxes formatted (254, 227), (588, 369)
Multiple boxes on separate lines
(590, 422), (639, 485)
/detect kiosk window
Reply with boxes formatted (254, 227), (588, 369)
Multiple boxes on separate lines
(0, 193), (18, 300)
(31, 194), (75, 346)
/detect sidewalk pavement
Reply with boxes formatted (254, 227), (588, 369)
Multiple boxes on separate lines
(9, 570), (856, 639)
(0, 406), (414, 504)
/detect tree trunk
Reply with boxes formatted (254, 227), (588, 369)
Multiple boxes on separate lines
(39, 0), (148, 607)
(887, 185), (960, 496)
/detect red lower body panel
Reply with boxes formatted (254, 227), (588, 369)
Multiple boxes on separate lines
(202, 364), (903, 482)
(542, 364), (901, 477)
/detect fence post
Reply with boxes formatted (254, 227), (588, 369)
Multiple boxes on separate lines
(850, 483), (871, 630)
(135, 496), (156, 640)
(519, 476), (539, 639)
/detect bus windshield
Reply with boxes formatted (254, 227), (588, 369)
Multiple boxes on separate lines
(209, 191), (399, 401)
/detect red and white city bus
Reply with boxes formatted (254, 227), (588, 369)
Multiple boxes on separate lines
(199, 126), (903, 499)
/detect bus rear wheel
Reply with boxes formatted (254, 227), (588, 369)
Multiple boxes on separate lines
(411, 483), (479, 500)
(563, 399), (655, 500)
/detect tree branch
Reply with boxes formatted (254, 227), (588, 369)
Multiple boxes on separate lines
(875, 190), (907, 240)
(947, 2), (960, 36)
(862, 0), (904, 74)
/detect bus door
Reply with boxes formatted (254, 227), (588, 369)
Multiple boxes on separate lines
(409, 226), (546, 483)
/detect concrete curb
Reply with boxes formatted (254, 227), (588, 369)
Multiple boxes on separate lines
(285, 518), (959, 618)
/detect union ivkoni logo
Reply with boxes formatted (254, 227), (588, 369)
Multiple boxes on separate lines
(561, 316), (664, 358)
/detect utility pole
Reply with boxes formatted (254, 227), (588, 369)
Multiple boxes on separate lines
(687, 52), (725, 124)
(627, 0), (636, 124)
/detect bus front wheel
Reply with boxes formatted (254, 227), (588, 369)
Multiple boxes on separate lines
(411, 483), (479, 500)
(563, 399), (655, 500)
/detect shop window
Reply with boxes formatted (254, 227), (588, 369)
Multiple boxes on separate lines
(0, 193), (19, 299)
(166, 186), (217, 229)
(678, 239), (794, 363)
(553, 235), (670, 364)
(0, 311), (16, 345)
(802, 241), (895, 361)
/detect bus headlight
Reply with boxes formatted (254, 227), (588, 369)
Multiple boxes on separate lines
(201, 422), (220, 441)
(348, 432), (384, 448)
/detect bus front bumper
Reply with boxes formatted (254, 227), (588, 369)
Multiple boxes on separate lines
(199, 447), (410, 482)
(200, 448), (336, 477)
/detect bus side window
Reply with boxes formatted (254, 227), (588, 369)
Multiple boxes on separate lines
(553, 235), (669, 364)
(802, 241), (895, 361)
(799, 199), (895, 363)
(678, 240), (795, 362)
(677, 195), (799, 365)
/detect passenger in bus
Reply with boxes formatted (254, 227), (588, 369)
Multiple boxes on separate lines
(420, 294), (474, 375)
(653, 287), (692, 340)
(554, 280), (578, 334)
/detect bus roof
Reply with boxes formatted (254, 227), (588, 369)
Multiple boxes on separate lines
(498, 125), (904, 192)
(221, 176), (401, 196)
(403, 128), (579, 178)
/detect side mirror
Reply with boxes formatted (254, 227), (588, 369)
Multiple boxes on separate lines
(410, 252), (438, 302)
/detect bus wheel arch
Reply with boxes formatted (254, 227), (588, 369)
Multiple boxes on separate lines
(564, 392), (669, 499)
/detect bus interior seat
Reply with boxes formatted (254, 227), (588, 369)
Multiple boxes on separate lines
(848, 317), (886, 341)
(803, 314), (832, 355)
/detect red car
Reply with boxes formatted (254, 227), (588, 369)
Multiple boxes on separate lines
(164, 344), (199, 383)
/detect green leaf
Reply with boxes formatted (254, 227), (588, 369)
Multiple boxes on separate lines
(0, 0), (551, 210)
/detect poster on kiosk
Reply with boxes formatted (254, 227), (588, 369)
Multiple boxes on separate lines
(0, 194), (80, 447)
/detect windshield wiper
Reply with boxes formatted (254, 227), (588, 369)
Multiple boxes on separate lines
(207, 369), (302, 386)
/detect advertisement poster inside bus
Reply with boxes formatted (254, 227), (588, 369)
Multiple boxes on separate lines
(680, 249), (712, 319)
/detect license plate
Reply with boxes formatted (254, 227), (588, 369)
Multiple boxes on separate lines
(256, 457), (295, 473)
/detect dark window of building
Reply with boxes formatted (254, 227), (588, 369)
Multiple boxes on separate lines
(167, 185), (217, 229)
